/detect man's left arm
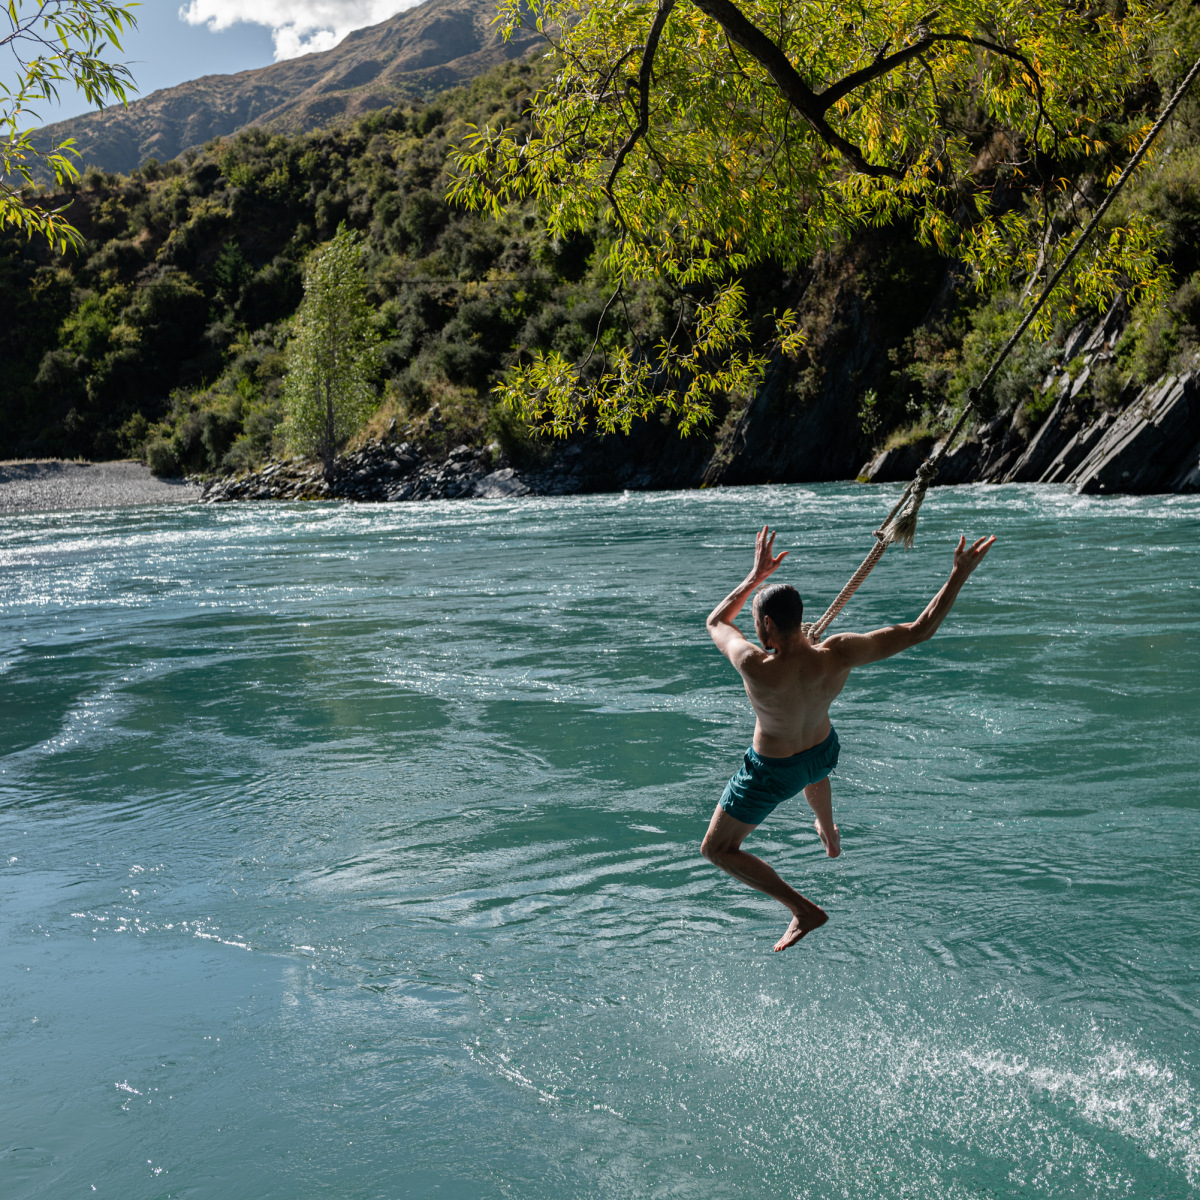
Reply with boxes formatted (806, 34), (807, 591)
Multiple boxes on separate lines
(705, 526), (786, 666)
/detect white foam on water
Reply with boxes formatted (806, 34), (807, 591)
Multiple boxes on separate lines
(685, 983), (1200, 1197)
(467, 960), (1199, 1199)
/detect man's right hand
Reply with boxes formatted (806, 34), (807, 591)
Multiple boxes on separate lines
(952, 534), (996, 579)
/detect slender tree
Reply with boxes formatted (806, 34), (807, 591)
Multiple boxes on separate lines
(283, 225), (380, 480)
(2, 0), (137, 252)
(451, 0), (1175, 436)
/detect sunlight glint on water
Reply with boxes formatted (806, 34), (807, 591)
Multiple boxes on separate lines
(1, 483), (1198, 1199)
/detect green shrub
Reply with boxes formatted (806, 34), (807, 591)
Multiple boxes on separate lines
(1119, 273), (1200, 385)
(1014, 385), (1060, 436)
(950, 293), (1060, 419)
(117, 412), (150, 456)
(1090, 361), (1130, 411)
(145, 437), (180, 476)
(220, 435), (260, 473)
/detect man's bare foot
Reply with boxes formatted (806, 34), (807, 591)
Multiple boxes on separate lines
(772, 905), (828, 952)
(815, 819), (841, 858)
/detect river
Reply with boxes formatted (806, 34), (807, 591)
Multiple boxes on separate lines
(2, 483), (1198, 1198)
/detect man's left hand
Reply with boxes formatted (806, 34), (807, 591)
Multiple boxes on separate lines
(751, 525), (788, 583)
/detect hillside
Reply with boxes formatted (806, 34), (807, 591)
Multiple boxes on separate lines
(4, 40), (1199, 496)
(33, 0), (537, 175)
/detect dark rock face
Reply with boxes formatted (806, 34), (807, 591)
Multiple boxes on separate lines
(1005, 352), (1200, 496)
(1170, 441), (1200, 492)
(33, 0), (536, 175)
(707, 350), (872, 485)
(858, 437), (936, 484)
(1069, 373), (1200, 493)
(854, 293), (1200, 497)
(1006, 391), (1073, 482)
(1039, 410), (1118, 484)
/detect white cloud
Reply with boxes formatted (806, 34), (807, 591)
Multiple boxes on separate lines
(179, 1), (424, 62)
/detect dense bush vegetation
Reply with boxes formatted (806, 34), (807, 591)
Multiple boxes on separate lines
(0, 58), (655, 471)
(3, 21), (1200, 476)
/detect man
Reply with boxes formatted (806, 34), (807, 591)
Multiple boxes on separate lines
(703, 525), (995, 952)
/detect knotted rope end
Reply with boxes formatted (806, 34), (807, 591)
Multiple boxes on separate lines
(879, 458), (938, 549)
(881, 506), (921, 550)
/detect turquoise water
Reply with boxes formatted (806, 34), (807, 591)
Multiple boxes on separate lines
(2, 484), (1198, 1199)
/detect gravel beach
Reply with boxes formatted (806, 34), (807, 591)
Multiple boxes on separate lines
(0, 460), (202, 515)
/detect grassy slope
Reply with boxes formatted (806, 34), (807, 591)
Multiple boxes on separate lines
(30, 0), (537, 177)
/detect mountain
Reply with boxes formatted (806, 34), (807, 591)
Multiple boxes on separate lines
(34, 0), (537, 175)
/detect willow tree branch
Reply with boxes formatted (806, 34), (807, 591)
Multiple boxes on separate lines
(688, 1), (1060, 178)
(604, 0), (677, 195)
(821, 33), (1061, 142)
(690, 0), (902, 178)
(817, 36), (936, 109)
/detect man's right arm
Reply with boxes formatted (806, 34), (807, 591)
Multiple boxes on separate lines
(706, 525), (786, 669)
(824, 534), (995, 669)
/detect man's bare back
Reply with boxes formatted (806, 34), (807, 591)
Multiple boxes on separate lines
(702, 525), (995, 952)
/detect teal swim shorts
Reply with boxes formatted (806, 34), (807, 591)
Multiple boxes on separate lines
(719, 727), (840, 826)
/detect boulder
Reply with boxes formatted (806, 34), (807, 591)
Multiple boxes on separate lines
(1066, 372), (1200, 493)
(474, 467), (530, 498)
(857, 437), (935, 483)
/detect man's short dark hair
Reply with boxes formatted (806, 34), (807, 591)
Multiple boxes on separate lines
(755, 583), (803, 633)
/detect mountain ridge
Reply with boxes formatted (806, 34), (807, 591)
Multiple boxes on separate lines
(34, 0), (536, 175)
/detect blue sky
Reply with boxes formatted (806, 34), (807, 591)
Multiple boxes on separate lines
(34, 1), (421, 125)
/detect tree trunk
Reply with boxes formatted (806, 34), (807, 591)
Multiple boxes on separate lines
(322, 373), (336, 483)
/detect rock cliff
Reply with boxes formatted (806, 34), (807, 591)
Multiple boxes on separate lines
(859, 300), (1200, 496)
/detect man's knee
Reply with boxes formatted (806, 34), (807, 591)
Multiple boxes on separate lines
(701, 833), (726, 864)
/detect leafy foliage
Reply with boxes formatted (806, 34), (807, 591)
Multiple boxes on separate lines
(282, 226), (380, 475)
(0, 61), (662, 467)
(3, 31), (1200, 480)
(2, 0), (137, 250)
(451, 0), (1177, 433)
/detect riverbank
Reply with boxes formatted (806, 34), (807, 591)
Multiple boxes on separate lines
(0, 460), (204, 514)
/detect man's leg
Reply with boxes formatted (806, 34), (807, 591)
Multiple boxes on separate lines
(804, 776), (840, 858)
(700, 805), (828, 952)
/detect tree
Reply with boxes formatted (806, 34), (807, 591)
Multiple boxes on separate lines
(2, 0), (137, 252)
(282, 225), (380, 479)
(451, 0), (1176, 436)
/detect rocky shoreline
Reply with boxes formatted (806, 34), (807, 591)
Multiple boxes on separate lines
(861, 305), (1200, 494)
(196, 440), (574, 504)
(198, 411), (704, 505)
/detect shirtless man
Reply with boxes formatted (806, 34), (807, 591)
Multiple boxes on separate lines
(703, 525), (995, 952)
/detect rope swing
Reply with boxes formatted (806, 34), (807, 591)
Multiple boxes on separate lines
(802, 50), (1200, 642)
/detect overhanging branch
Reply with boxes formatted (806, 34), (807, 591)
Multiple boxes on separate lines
(690, 0), (902, 178)
(817, 37), (937, 109)
(689, 1), (1056, 178)
(604, 0), (677, 196)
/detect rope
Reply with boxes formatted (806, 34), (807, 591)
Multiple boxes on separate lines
(804, 537), (888, 640)
(805, 51), (1200, 639)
